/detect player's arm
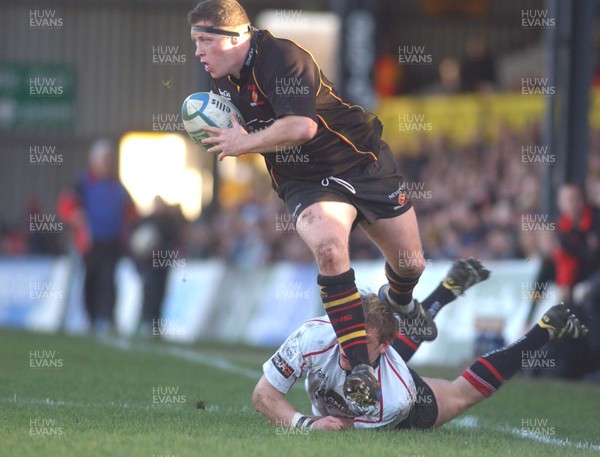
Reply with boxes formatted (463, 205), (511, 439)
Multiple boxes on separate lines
(201, 113), (316, 160)
(252, 375), (352, 431)
(203, 38), (320, 160)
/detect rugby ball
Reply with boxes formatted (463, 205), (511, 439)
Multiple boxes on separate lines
(181, 91), (245, 146)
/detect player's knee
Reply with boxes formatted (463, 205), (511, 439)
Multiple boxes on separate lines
(315, 238), (348, 274)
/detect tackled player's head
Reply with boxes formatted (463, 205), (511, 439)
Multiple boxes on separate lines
(361, 292), (397, 344)
(188, 0), (249, 28)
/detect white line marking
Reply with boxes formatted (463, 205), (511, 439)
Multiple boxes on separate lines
(0, 394), (176, 411)
(450, 415), (600, 452)
(96, 335), (263, 379)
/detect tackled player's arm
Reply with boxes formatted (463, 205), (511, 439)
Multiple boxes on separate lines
(252, 375), (299, 425)
(201, 114), (317, 160)
(252, 375), (354, 431)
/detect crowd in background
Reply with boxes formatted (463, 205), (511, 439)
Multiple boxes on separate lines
(182, 124), (600, 269)
(3, 124), (600, 268)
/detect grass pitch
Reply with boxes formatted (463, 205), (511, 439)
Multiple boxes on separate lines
(1, 329), (599, 457)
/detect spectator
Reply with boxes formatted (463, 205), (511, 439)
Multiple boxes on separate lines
(131, 197), (187, 337)
(58, 139), (137, 335)
(460, 36), (497, 92)
(553, 184), (600, 303)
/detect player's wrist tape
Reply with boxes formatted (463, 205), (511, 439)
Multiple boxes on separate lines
(291, 412), (315, 429)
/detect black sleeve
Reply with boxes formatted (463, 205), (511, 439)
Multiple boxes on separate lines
(255, 40), (319, 121)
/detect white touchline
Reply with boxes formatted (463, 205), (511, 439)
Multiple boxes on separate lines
(1, 394), (253, 414)
(96, 335), (263, 379)
(450, 415), (600, 452)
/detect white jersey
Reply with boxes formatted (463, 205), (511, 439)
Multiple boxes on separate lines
(263, 316), (417, 429)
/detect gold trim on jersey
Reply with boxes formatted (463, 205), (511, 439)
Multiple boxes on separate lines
(317, 115), (377, 160)
(266, 33), (375, 160)
(268, 166), (280, 188)
(251, 68), (269, 100)
(227, 75), (240, 91)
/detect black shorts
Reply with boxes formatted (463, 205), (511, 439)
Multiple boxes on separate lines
(275, 141), (413, 226)
(395, 368), (439, 430)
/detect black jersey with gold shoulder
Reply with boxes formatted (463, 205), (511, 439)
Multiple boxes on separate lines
(211, 29), (382, 187)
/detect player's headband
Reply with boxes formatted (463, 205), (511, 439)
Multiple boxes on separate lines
(191, 25), (250, 37)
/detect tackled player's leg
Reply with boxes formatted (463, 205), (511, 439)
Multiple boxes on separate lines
(393, 258), (490, 361)
(409, 304), (588, 429)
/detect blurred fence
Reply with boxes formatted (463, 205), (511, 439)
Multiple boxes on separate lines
(0, 256), (554, 366)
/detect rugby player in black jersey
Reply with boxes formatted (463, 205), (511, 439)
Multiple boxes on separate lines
(188, 0), (439, 407)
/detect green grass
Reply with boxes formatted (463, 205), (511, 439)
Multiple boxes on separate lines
(1, 329), (599, 457)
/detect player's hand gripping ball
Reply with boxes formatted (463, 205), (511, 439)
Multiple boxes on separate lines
(181, 92), (245, 147)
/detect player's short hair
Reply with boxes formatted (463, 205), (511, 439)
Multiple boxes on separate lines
(361, 292), (397, 344)
(187, 0), (250, 27)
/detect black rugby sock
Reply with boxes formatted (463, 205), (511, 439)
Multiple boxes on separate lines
(385, 262), (421, 311)
(318, 269), (369, 368)
(462, 325), (549, 396)
(392, 280), (459, 362)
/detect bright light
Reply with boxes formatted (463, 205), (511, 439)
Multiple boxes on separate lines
(119, 132), (202, 220)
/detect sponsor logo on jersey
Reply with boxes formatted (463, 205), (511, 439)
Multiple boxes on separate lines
(218, 89), (232, 101)
(316, 389), (353, 416)
(272, 353), (294, 378)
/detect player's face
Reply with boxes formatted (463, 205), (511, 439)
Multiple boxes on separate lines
(338, 329), (390, 371)
(191, 21), (240, 79)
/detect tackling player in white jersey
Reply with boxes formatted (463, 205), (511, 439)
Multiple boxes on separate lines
(253, 260), (588, 431)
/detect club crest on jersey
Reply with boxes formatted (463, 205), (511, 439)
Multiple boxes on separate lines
(248, 84), (265, 106)
(272, 353), (294, 378)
